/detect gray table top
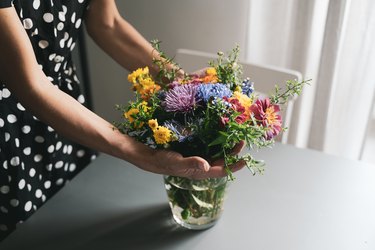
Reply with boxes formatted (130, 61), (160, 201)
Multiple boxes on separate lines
(1, 143), (375, 250)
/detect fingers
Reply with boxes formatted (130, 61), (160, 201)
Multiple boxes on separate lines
(231, 140), (245, 155)
(154, 148), (245, 180)
(210, 140), (246, 166)
(190, 67), (210, 78)
(181, 158), (246, 180)
(187, 156), (210, 172)
(173, 156), (210, 178)
(209, 159), (246, 176)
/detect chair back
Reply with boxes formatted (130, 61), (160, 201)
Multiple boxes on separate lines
(175, 48), (302, 143)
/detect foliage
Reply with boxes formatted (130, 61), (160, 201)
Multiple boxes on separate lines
(115, 41), (310, 180)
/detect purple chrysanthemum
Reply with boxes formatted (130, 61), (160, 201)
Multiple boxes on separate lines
(163, 84), (199, 113)
(197, 83), (232, 103)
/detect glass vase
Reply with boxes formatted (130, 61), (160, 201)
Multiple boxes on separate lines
(164, 175), (228, 230)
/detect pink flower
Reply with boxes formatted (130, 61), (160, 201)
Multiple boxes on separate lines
(235, 113), (247, 124)
(225, 97), (246, 114)
(220, 97), (248, 126)
(220, 116), (230, 126)
(250, 98), (282, 140)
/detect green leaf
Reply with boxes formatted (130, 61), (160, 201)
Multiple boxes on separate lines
(208, 131), (228, 147)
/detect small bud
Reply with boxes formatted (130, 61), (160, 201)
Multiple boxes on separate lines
(217, 51), (224, 56)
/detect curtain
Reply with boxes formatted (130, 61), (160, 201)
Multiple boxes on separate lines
(245, 0), (375, 160)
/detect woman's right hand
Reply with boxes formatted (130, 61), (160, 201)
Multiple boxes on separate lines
(122, 136), (246, 180)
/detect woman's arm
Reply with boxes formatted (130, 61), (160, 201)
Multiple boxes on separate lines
(0, 7), (243, 179)
(85, 0), (165, 76)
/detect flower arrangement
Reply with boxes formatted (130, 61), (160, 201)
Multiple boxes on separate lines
(115, 41), (308, 179)
(115, 41), (309, 229)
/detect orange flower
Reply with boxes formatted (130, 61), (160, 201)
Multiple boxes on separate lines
(140, 84), (161, 100)
(124, 106), (147, 128)
(124, 108), (139, 123)
(128, 67), (161, 100)
(201, 67), (218, 83)
(232, 91), (252, 119)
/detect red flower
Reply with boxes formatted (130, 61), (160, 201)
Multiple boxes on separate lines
(228, 98), (246, 114)
(220, 116), (230, 126)
(250, 98), (282, 140)
(221, 97), (248, 125)
(235, 113), (247, 124)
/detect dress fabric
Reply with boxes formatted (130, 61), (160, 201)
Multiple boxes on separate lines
(0, 0), (97, 241)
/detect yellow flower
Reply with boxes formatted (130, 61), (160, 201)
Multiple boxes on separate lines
(128, 69), (161, 100)
(139, 101), (150, 112)
(206, 67), (217, 75)
(235, 86), (242, 92)
(153, 126), (172, 144)
(139, 84), (161, 100)
(202, 67), (218, 83)
(127, 67), (149, 84)
(233, 91), (253, 118)
(148, 119), (158, 131)
(139, 77), (155, 87)
(124, 108), (139, 123)
(124, 108), (144, 128)
(233, 91), (252, 107)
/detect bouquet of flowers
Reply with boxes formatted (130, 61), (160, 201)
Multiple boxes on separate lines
(115, 41), (308, 229)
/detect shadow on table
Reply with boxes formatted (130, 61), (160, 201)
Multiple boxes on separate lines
(74, 204), (203, 249)
(37, 204), (203, 250)
(2, 204), (207, 250)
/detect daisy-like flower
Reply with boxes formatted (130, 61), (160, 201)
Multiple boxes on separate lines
(201, 67), (218, 83)
(127, 67), (149, 84)
(163, 84), (199, 113)
(197, 83), (232, 103)
(124, 108), (144, 128)
(139, 83), (161, 100)
(128, 67), (161, 100)
(148, 119), (158, 131)
(124, 101), (150, 128)
(249, 98), (282, 140)
(222, 97), (247, 124)
(124, 108), (139, 123)
(153, 126), (172, 144)
(232, 91), (253, 119)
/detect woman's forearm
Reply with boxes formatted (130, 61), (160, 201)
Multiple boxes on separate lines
(85, 0), (160, 75)
(0, 6), (243, 179)
(0, 6), (155, 171)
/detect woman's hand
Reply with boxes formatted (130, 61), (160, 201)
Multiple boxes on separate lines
(189, 67), (211, 78)
(126, 138), (246, 180)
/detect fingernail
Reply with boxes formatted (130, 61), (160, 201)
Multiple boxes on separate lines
(202, 162), (210, 172)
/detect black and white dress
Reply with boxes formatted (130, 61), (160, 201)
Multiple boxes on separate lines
(0, 0), (97, 241)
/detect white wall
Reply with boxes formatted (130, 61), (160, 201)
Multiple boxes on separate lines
(85, 0), (249, 122)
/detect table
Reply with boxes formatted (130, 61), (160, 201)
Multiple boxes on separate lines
(1, 144), (375, 250)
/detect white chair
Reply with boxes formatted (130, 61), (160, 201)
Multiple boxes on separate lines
(175, 48), (302, 143)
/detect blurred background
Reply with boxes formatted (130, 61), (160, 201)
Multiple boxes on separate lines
(77, 0), (375, 165)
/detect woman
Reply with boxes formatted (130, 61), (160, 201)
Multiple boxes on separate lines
(0, 0), (245, 240)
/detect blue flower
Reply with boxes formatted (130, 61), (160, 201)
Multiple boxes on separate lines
(197, 83), (232, 103)
(241, 78), (254, 96)
(157, 90), (167, 100)
(163, 120), (193, 142)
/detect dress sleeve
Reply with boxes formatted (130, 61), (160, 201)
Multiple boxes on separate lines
(0, 0), (13, 8)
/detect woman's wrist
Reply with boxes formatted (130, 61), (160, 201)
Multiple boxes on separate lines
(110, 131), (159, 172)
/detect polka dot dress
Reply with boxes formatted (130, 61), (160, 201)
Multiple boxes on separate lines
(0, 0), (97, 241)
